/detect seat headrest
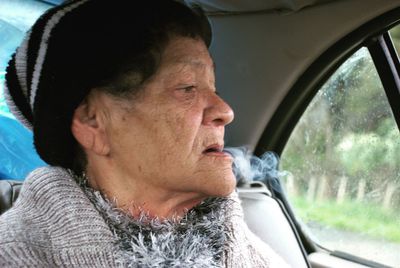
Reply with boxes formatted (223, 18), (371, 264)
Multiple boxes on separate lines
(0, 180), (22, 215)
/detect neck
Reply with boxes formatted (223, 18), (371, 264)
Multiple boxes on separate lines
(85, 162), (206, 220)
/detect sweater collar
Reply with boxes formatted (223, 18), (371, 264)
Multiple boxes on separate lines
(80, 182), (232, 267)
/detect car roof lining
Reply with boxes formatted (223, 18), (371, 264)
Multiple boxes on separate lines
(41, 0), (345, 13)
(186, 0), (335, 13)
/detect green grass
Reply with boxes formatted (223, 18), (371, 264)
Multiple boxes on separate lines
(291, 196), (400, 243)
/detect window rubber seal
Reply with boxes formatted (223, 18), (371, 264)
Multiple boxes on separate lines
(368, 32), (400, 129)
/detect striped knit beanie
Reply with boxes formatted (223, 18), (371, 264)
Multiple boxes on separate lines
(4, 0), (211, 169)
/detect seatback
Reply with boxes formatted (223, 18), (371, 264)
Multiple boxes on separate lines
(238, 181), (310, 268)
(0, 180), (22, 215)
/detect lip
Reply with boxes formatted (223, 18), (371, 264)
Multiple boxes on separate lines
(203, 143), (223, 153)
(204, 151), (230, 157)
(202, 143), (232, 159)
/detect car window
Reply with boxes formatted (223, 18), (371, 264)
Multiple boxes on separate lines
(280, 33), (400, 267)
(0, 0), (49, 180)
(390, 25), (400, 54)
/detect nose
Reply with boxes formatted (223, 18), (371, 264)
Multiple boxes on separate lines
(203, 92), (234, 127)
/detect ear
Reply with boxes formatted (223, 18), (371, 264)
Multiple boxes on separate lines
(71, 98), (110, 156)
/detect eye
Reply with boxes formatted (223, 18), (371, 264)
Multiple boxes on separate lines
(174, 84), (197, 101)
(181, 85), (196, 93)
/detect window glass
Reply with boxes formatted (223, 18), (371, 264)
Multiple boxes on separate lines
(0, 0), (49, 179)
(390, 24), (400, 54)
(280, 47), (400, 267)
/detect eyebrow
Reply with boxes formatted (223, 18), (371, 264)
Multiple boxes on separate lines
(176, 59), (216, 70)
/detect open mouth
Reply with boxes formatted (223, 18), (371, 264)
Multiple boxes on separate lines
(203, 144), (226, 156)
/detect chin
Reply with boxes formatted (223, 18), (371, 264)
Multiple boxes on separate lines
(205, 173), (236, 197)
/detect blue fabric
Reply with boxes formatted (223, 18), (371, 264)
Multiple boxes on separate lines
(0, 73), (46, 180)
(0, 111), (46, 180)
(0, 3), (50, 180)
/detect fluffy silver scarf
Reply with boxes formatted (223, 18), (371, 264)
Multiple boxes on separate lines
(82, 186), (231, 268)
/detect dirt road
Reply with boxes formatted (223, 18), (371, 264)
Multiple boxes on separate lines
(307, 222), (400, 268)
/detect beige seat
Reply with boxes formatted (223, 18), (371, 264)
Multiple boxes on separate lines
(238, 181), (310, 268)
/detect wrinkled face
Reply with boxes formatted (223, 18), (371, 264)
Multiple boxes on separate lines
(104, 37), (235, 198)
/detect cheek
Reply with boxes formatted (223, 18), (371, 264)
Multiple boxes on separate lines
(112, 98), (205, 173)
(107, 106), (161, 161)
(162, 103), (203, 145)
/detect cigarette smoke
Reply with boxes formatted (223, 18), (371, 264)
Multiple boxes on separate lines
(225, 147), (284, 187)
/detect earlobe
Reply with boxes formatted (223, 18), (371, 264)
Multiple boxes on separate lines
(71, 100), (110, 156)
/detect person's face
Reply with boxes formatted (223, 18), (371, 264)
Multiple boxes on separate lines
(102, 37), (235, 198)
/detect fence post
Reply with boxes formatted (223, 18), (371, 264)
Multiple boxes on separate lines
(337, 176), (348, 204)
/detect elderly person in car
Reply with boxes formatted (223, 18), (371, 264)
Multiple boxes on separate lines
(0, 0), (288, 267)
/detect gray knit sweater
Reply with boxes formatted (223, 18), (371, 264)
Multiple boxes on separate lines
(0, 167), (289, 267)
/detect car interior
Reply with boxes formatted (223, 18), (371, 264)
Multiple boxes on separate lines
(1, 0), (400, 267)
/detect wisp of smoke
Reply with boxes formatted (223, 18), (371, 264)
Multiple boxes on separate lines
(225, 147), (284, 187)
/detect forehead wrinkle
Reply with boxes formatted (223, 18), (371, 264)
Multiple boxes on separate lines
(175, 58), (215, 70)
(169, 59), (216, 80)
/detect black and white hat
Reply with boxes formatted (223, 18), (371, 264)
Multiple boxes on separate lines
(4, 0), (211, 169)
(5, 0), (96, 169)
